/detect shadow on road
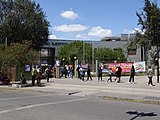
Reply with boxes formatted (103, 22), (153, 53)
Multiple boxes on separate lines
(126, 111), (157, 120)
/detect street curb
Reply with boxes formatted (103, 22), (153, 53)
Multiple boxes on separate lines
(96, 96), (160, 105)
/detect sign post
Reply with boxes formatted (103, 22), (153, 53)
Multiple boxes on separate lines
(56, 60), (60, 78)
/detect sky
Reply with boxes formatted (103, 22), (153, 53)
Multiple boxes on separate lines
(34, 0), (147, 41)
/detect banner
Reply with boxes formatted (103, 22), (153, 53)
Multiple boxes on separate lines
(25, 65), (30, 72)
(108, 62), (133, 73)
(101, 61), (145, 73)
(133, 61), (145, 72)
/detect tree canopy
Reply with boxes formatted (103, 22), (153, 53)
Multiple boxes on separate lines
(136, 0), (160, 47)
(56, 41), (127, 65)
(126, 0), (160, 65)
(56, 41), (92, 65)
(0, 43), (39, 71)
(0, 0), (50, 49)
(94, 47), (127, 62)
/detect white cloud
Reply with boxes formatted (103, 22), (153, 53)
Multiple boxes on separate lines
(54, 24), (88, 32)
(88, 26), (112, 38)
(48, 34), (57, 39)
(76, 34), (90, 39)
(48, 34), (63, 39)
(123, 28), (144, 34)
(60, 10), (78, 20)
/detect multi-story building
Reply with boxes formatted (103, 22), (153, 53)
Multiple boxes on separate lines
(40, 34), (144, 66)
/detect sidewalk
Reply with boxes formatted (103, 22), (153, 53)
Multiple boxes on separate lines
(17, 75), (160, 104)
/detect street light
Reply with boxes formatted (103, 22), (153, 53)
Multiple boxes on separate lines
(74, 56), (78, 78)
(62, 58), (65, 66)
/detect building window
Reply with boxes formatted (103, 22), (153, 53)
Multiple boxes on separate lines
(128, 49), (136, 55)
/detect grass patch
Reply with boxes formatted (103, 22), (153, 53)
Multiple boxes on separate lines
(99, 96), (160, 105)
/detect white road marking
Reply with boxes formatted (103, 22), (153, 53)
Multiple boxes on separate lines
(0, 98), (89, 114)
(0, 94), (56, 101)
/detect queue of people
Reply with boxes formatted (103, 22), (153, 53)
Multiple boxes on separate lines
(0, 64), (154, 87)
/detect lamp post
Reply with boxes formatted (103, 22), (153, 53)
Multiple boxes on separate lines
(74, 56), (78, 78)
(62, 58), (65, 66)
(55, 59), (60, 78)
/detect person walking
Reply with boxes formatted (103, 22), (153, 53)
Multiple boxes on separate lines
(77, 65), (80, 79)
(79, 67), (85, 81)
(87, 66), (92, 80)
(98, 66), (102, 81)
(115, 67), (122, 83)
(147, 66), (154, 86)
(129, 65), (135, 84)
(107, 68), (113, 82)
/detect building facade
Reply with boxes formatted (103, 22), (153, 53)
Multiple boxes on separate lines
(40, 34), (143, 66)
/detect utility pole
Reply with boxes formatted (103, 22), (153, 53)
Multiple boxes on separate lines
(155, 2), (159, 83)
(92, 41), (94, 72)
(157, 45), (159, 83)
(5, 37), (7, 47)
(83, 41), (85, 64)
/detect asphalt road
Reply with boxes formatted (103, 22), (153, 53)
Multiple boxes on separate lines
(0, 89), (159, 120)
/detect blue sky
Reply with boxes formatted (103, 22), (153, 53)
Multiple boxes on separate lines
(34, 0), (147, 41)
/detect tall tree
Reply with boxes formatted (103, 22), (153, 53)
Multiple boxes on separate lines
(136, 0), (160, 48)
(0, 43), (39, 71)
(127, 0), (160, 63)
(136, 0), (160, 46)
(56, 41), (92, 65)
(135, 0), (160, 82)
(0, 0), (49, 49)
(94, 47), (127, 62)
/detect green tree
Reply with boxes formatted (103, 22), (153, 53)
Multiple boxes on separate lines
(126, 0), (160, 64)
(94, 47), (127, 62)
(0, 0), (49, 49)
(0, 43), (39, 72)
(136, 0), (160, 46)
(56, 41), (92, 65)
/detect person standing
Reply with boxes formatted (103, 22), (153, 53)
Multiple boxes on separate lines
(77, 65), (80, 79)
(79, 67), (85, 81)
(129, 65), (135, 84)
(36, 66), (42, 87)
(45, 67), (50, 82)
(31, 66), (36, 86)
(107, 68), (113, 82)
(87, 66), (92, 80)
(70, 67), (74, 78)
(147, 66), (154, 86)
(64, 66), (68, 78)
(98, 67), (102, 81)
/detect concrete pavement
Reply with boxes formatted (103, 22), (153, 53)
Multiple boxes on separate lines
(1, 75), (160, 104)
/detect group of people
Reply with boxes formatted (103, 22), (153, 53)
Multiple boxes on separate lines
(31, 66), (50, 87)
(0, 72), (10, 85)
(96, 65), (154, 86)
(77, 65), (92, 81)
(97, 66), (122, 83)
(30, 64), (155, 87)
(128, 65), (154, 86)
(64, 66), (74, 78)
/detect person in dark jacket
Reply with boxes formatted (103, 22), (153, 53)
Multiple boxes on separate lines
(87, 66), (92, 80)
(129, 65), (135, 84)
(147, 66), (154, 86)
(115, 67), (122, 83)
(98, 67), (102, 81)
(107, 68), (113, 82)
(45, 67), (50, 82)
